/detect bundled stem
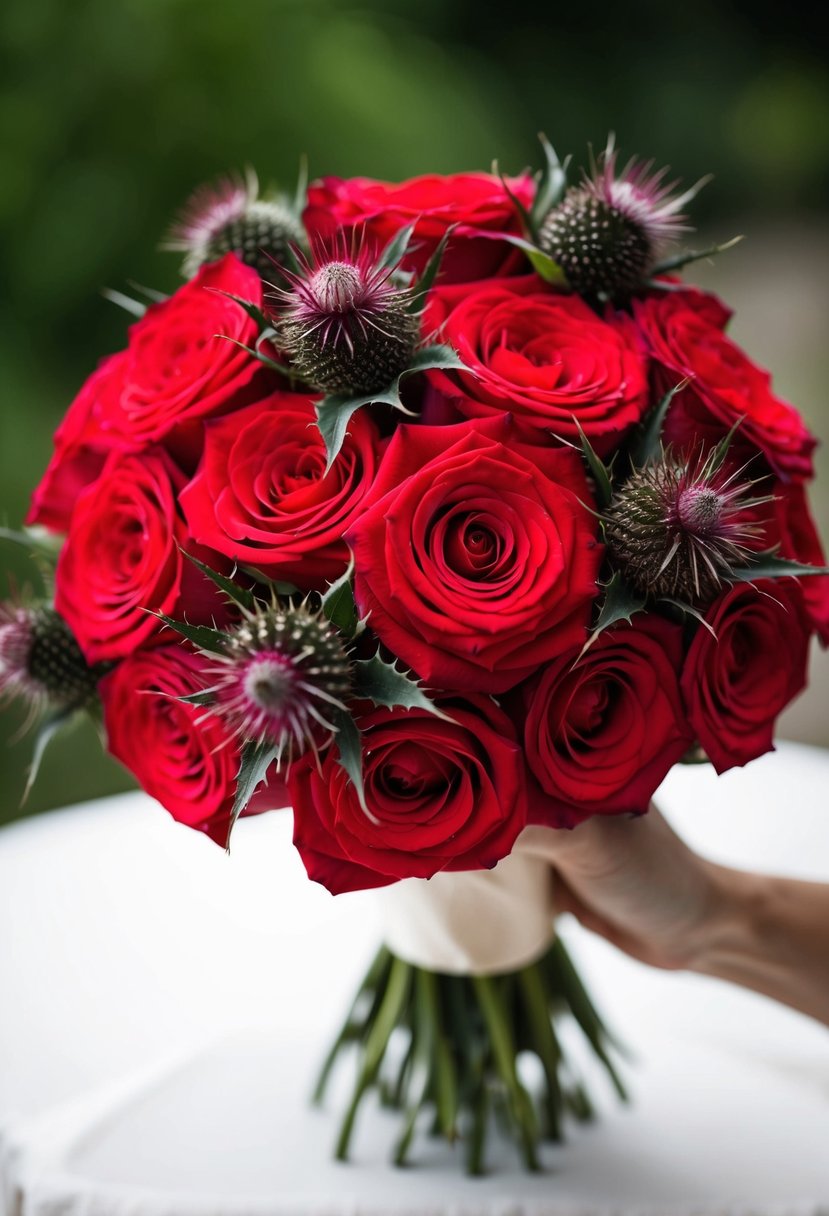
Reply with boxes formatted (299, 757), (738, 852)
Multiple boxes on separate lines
(313, 936), (626, 1175)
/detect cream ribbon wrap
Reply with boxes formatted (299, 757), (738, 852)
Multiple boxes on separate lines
(377, 830), (558, 976)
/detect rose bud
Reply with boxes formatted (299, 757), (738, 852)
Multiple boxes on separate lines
(539, 136), (706, 296)
(165, 169), (305, 281)
(273, 239), (419, 394)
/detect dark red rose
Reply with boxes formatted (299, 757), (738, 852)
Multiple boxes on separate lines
(27, 354), (127, 533)
(346, 416), (602, 694)
(775, 482), (829, 645)
(54, 448), (228, 663)
(304, 172), (535, 283)
(94, 255), (268, 469)
(180, 392), (383, 588)
(681, 580), (811, 774)
(520, 617), (692, 826)
(424, 277), (649, 455)
(633, 289), (815, 480)
(289, 697), (527, 894)
(100, 646), (240, 845)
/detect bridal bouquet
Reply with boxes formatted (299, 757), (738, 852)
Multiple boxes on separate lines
(2, 137), (827, 1173)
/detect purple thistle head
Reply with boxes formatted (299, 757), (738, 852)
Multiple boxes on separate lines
(165, 168), (305, 281)
(604, 447), (774, 605)
(273, 236), (419, 394)
(0, 603), (102, 725)
(540, 135), (709, 296)
(203, 602), (352, 767)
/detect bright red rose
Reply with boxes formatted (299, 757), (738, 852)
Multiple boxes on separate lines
(290, 697), (527, 895)
(100, 647), (241, 845)
(633, 289), (815, 480)
(180, 392), (383, 588)
(94, 255), (268, 469)
(346, 416), (603, 694)
(55, 448), (228, 663)
(520, 617), (692, 826)
(425, 277), (649, 454)
(304, 172), (534, 283)
(681, 580), (811, 774)
(27, 354), (127, 533)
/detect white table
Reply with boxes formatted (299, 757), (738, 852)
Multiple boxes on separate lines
(1, 743), (829, 1215)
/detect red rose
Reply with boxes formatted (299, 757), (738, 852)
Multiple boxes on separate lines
(95, 255), (268, 469)
(304, 172), (534, 283)
(55, 449), (228, 663)
(633, 289), (815, 480)
(681, 580), (811, 774)
(775, 482), (829, 645)
(346, 416), (602, 694)
(424, 277), (649, 454)
(100, 646), (240, 845)
(180, 392), (383, 588)
(290, 697), (527, 894)
(520, 618), (692, 826)
(27, 354), (127, 533)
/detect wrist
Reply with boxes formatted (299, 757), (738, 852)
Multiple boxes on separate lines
(685, 862), (767, 979)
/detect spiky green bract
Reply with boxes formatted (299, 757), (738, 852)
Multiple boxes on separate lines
(0, 603), (103, 716)
(539, 136), (706, 297)
(205, 601), (352, 765)
(274, 239), (420, 395)
(166, 170), (305, 281)
(604, 449), (771, 605)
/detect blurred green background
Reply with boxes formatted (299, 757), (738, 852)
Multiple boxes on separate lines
(2, 0), (829, 826)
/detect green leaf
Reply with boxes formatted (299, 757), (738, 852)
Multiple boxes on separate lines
(331, 707), (368, 814)
(405, 342), (465, 375)
(630, 380), (688, 467)
(176, 689), (217, 707)
(209, 288), (270, 331)
(378, 221), (417, 271)
(578, 572), (646, 660)
(315, 344), (463, 470)
(501, 235), (569, 287)
(573, 418), (613, 508)
(408, 225), (457, 312)
(181, 550), (257, 612)
(321, 559), (358, 636)
(101, 288), (146, 318)
(497, 166), (536, 241)
(0, 525), (62, 560)
(730, 554), (829, 582)
(153, 613), (232, 655)
(352, 652), (449, 717)
(22, 708), (77, 805)
(227, 739), (278, 848)
(531, 133), (570, 227)
(651, 235), (743, 276)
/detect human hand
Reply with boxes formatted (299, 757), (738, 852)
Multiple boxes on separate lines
(522, 808), (735, 972)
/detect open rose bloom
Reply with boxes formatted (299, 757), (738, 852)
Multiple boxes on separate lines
(4, 140), (827, 1174)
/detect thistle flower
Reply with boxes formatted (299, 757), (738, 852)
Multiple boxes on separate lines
(0, 603), (102, 724)
(166, 169), (305, 280)
(203, 602), (352, 766)
(273, 237), (420, 394)
(604, 449), (773, 605)
(539, 136), (707, 296)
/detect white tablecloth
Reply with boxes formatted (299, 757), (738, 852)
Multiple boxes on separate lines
(1, 743), (828, 1215)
